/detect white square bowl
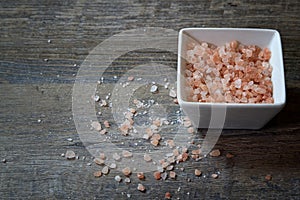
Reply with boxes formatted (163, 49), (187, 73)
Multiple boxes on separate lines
(177, 28), (286, 129)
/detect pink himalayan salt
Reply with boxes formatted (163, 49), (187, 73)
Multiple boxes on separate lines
(185, 41), (274, 103)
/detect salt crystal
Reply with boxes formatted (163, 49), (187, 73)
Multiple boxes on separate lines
(169, 171), (176, 179)
(103, 120), (110, 128)
(113, 153), (121, 161)
(161, 172), (168, 180)
(137, 172), (145, 180)
(211, 173), (218, 179)
(187, 127), (194, 133)
(144, 154), (152, 162)
(94, 158), (105, 165)
(110, 163), (117, 169)
(169, 89), (177, 98)
(153, 171), (161, 180)
(157, 166), (164, 173)
(165, 192), (171, 199)
(94, 95), (100, 102)
(265, 174), (272, 181)
(99, 129), (107, 135)
(94, 171), (102, 178)
(124, 177), (131, 183)
(122, 150), (133, 158)
(102, 166), (109, 175)
(66, 150), (76, 160)
(209, 149), (221, 157)
(115, 175), (122, 182)
(128, 76), (134, 81)
(137, 183), (146, 192)
(150, 85), (158, 93)
(195, 169), (202, 176)
(91, 121), (102, 131)
(234, 79), (242, 89)
(100, 100), (108, 107)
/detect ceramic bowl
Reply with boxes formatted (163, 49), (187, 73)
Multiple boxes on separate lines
(177, 28), (286, 129)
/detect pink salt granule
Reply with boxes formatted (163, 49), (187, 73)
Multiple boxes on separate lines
(185, 40), (274, 103)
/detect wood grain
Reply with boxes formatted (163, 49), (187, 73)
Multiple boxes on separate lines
(1, 0), (300, 199)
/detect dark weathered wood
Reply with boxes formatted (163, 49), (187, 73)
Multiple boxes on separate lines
(1, 0), (300, 199)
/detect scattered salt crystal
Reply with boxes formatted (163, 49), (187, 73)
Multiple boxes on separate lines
(61, 153), (65, 157)
(157, 166), (164, 173)
(153, 171), (161, 180)
(161, 172), (168, 180)
(187, 127), (194, 133)
(127, 194), (131, 198)
(192, 149), (201, 155)
(94, 95), (100, 102)
(137, 172), (145, 180)
(209, 149), (221, 157)
(265, 174), (272, 181)
(110, 163), (117, 169)
(183, 120), (192, 128)
(65, 150), (76, 160)
(137, 183), (146, 192)
(115, 175), (122, 182)
(101, 166), (109, 175)
(169, 89), (177, 98)
(124, 177), (131, 183)
(99, 153), (106, 160)
(122, 167), (132, 176)
(122, 150), (133, 158)
(2, 158), (6, 163)
(94, 158), (105, 165)
(165, 192), (171, 199)
(86, 162), (92, 166)
(195, 169), (202, 176)
(211, 173), (218, 179)
(144, 154), (152, 162)
(150, 139), (159, 146)
(37, 119), (42, 123)
(103, 120), (110, 128)
(166, 165), (174, 171)
(226, 153), (234, 158)
(91, 121), (102, 131)
(99, 129), (107, 135)
(150, 85), (158, 93)
(169, 171), (176, 179)
(128, 76), (134, 81)
(100, 100), (108, 107)
(113, 153), (121, 161)
(94, 171), (102, 178)
(47, 39), (51, 43)
(67, 138), (73, 142)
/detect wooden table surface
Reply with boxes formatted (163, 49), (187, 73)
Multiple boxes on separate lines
(1, 1), (300, 199)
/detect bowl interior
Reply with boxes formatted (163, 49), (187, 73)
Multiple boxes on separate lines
(178, 28), (285, 105)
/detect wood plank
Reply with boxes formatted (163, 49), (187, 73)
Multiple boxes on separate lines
(0, 0), (300, 199)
